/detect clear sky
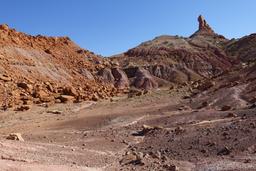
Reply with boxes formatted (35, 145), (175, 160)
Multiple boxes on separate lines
(0, 0), (255, 56)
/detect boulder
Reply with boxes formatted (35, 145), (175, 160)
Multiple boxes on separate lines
(59, 95), (75, 103)
(33, 89), (48, 99)
(17, 82), (33, 91)
(62, 87), (78, 97)
(111, 68), (129, 89)
(47, 110), (62, 115)
(133, 68), (158, 90)
(217, 146), (231, 155)
(221, 105), (232, 111)
(98, 68), (115, 84)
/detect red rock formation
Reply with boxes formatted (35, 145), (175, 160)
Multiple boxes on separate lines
(133, 68), (158, 90)
(198, 15), (214, 33)
(112, 16), (233, 90)
(111, 68), (129, 89)
(190, 15), (217, 38)
(0, 24), (118, 109)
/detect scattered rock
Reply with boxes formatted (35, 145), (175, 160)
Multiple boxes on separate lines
(0, 24), (10, 31)
(197, 80), (215, 91)
(174, 126), (185, 135)
(226, 113), (237, 118)
(221, 105), (232, 111)
(201, 101), (208, 108)
(151, 150), (162, 159)
(92, 93), (99, 101)
(6, 133), (24, 141)
(76, 49), (84, 54)
(111, 68), (129, 89)
(247, 145), (256, 154)
(63, 87), (78, 97)
(249, 103), (256, 109)
(45, 82), (54, 92)
(163, 164), (179, 171)
(59, 95), (75, 103)
(0, 74), (11, 82)
(33, 89), (48, 99)
(17, 82), (33, 91)
(40, 96), (55, 103)
(128, 88), (144, 98)
(15, 105), (31, 111)
(133, 125), (163, 136)
(44, 49), (52, 54)
(47, 110), (62, 115)
(55, 99), (62, 103)
(217, 146), (231, 155)
(120, 152), (144, 166)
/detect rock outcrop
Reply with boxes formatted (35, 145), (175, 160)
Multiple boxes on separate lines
(98, 68), (115, 84)
(111, 68), (129, 89)
(133, 68), (158, 90)
(98, 67), (129, 89)
(198, 15), (214, 34)
(112, 16), (232, 89)
(226, 34), (256, 63)
(190, 15), (218, 38)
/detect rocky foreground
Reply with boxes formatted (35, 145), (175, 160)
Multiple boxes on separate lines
(0, 15), (256, 170)
(0, 87), (256, 171)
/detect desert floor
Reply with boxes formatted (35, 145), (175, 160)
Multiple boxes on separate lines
(0, 89), (256, 171)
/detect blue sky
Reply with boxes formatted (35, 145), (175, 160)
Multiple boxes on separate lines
(0, 0), (255, 56)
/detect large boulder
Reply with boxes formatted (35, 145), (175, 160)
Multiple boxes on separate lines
(133, 68), (158, 90)
(111, 68), (129, 89)
(98, 68), (115, 84)
(98, 68), (129, 89)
